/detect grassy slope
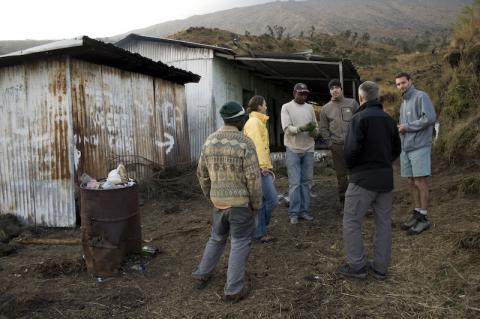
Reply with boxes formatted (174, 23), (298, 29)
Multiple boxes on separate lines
(170, 26), (399, 67)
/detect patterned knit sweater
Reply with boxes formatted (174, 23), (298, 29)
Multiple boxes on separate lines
(197, 126), (262, 210)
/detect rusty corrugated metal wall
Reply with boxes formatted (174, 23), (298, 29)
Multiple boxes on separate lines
(119, 40), (215, 162)
(70, 60), (190, 182)
(0, 57), (190, 226)
(0, 58), (76, 226)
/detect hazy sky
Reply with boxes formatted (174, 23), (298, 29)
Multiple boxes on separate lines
(0, 0), (278, 40)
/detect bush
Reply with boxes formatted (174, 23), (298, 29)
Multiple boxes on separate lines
(436, 112), (480, 164)
(459, 176), (480, 195)
(433, 0), (480, 164)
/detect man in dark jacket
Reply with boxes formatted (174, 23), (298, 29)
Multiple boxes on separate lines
(337, 81), (401, 280)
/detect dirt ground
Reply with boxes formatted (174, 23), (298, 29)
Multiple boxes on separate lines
(1, 158), (479, 319)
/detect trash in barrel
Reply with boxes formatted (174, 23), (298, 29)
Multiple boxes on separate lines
(80, 166), (141, 277)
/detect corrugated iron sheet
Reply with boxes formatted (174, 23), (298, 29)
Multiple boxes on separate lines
(170, 61), (213, 162)
(0, 58), (76, 226)
(119, 38), (299, 160)
(116, 34), (235, 56)
(71, 59), (190, 181)
(119, 40), (215, 162)
(1, 56), (190, 226)
(0, 36), (200, 85)
(0, 64), (35, 224)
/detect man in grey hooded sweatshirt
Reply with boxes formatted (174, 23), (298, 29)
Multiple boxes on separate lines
(395, 72), (436, 236)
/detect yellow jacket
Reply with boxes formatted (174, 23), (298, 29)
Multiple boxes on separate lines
(244, 111), (273, 169)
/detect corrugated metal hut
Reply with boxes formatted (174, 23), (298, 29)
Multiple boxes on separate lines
(0, 36), (200, 227)
(115, 34), (360, 157)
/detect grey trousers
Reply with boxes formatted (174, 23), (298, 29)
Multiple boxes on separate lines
(192, 206), (255, 295)
(343, 183), (393, 274)
(330, 143), (349, 202)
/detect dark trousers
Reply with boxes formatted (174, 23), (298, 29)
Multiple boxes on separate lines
(343, 183), (393, 274)
(331, 143), (349, 202)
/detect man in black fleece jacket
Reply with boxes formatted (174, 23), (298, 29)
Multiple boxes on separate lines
(337, 81), (401, 280)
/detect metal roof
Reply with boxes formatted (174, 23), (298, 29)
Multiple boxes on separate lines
(217, 52), (361, 100)
(114, 34), (360, 100)
(115, 33), (235, 55)
(0, 36), (200, 85)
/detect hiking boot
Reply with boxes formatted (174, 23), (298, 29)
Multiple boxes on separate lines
(193, 277), (211, 290)
(290, 216), (298, 224)
(368, 261), (386, 281)
(401, 210), (421, 230)
(299, 213), (314, 221)
(407, 218), (431, 235)
(224, 286), (250, 304)
(337, 264), (367, 279)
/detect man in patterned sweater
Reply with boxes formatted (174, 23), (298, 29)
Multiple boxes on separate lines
(193, 101), (262, 303)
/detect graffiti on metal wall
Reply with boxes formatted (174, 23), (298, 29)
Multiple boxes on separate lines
(156, 132), (174, 154)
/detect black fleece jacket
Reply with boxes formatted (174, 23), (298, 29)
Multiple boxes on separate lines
(344, 100), (401, 192)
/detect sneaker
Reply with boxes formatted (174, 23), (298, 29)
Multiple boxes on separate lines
(224, 286), (250, 304)
(407, 218), (430, 235)
(401, 210), (421, 230)
(337, 264), (367, 279)
(290, 216), (298, 224)
(259, 235), (276, 243)
(278, 193), (290, 207)
(368, 261), (386, 280)
(299, 213), (314, 221)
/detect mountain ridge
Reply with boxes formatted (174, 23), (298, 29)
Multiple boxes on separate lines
(117, 0), (471, 41)
(0, 0), (471, 55)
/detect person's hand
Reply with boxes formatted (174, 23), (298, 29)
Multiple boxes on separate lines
(261, 167), (270, 176)
(248, 203), (256, 214)
(398, 124), (407, 134)
(299, 121), (316, 132)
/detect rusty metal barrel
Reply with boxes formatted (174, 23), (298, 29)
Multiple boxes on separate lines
(80, 184), (141, 277)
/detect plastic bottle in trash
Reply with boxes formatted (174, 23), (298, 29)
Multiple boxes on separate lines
(142, 245), (159, 257)
(131, 264), (146, 272)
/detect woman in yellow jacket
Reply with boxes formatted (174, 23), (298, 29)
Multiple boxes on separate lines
(244, 96), (278, 243)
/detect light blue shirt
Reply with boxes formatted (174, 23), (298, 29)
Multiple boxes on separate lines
(399, 85), (436, 152)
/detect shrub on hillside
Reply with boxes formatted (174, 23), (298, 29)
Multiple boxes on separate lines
(435, 0), (480, 164)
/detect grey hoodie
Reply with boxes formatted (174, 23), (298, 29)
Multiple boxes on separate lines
(399, 85), (436, 152)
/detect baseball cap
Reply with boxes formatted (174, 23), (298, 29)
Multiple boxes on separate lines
(293, 83), (310, 93)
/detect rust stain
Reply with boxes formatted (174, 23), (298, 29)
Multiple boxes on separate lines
(52, 112), (70, 180)
(48, 68), (68, 97)
(71, 78), (87, 182)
